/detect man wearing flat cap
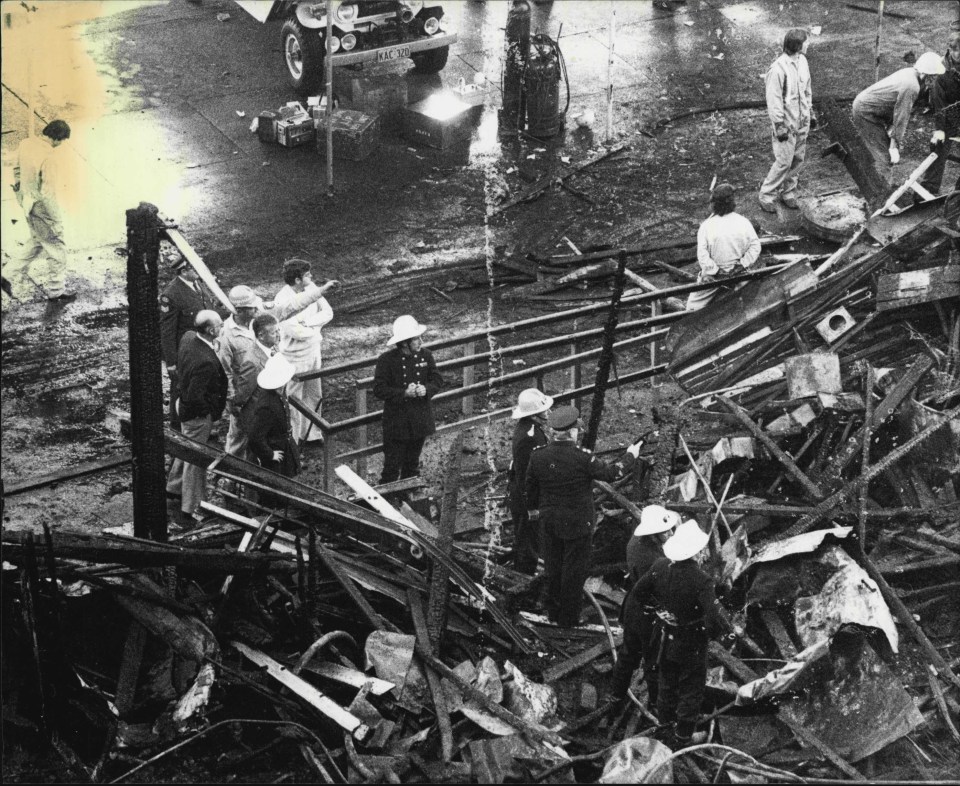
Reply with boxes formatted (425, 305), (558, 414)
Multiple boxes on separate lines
(524, 405), (643, 627)
(219, 285), (264, 459)
(160, 252), (211, 430)
(686, 183), (761, 312)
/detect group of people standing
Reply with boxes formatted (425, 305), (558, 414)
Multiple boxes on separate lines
(159, 248), (446, 526)
(687, 27), (959, 312)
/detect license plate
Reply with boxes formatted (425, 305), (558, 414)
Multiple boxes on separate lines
(377, 44), (410, 63)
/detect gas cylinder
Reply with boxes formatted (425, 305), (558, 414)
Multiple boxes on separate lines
(502, 0), (531, 129)
(525, 34), (568, 138)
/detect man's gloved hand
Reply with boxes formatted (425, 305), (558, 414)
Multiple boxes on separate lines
(889, 140), (901, 164)
(272, 450), (284, 463)
(528, 509), (540, 521)
(774, 124), (790, 142)
(932, 129), (946, 145)
(404, 382), (418, 398)
(626, 439), (644, 459)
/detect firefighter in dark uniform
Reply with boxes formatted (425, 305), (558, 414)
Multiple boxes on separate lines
(614, 519), (741, 749)
(372, 315), (444, 484)
(611, 505), (681, 711)
(506, 388), (553, 574)
(160, 254), (210, 430)
(524, 406), (642, 627)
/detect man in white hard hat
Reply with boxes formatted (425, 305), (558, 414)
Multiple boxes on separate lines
(219, 285), (264, 459)
(506, 388), (554, 575)
(525, 406), (644, 627)
(619, 519), (740, 749)
(372, 315), (444, 484)
(609, 505), (682, 715)
(247, 354), (301, 508)
(918, 34), (960, 200)
(852, 52), (946, 180)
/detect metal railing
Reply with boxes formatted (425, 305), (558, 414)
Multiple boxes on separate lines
(294, 270), (782, 488)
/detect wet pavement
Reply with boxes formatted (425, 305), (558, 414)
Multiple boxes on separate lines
(1, 0), (957, 512)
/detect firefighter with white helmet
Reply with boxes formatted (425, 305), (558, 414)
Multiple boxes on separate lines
(506, 388), (554, 574)
(372, 315), (444, 484)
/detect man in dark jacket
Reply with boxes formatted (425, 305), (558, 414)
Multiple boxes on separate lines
(612, 505), (681, 714)
(525, 406), (642, 627)
(160, 253), (211, 430)
(506, 388), (553, 574)
(247, 354), (300, 508)
(919, 34), (960, 198)
(165, 310), (226, 527)
(613, 520), (739, 749)
(372, 315), (443, 484)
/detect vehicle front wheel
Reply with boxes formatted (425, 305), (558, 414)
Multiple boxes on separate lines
(280, 17), (324, 94)
(411, 45), (449, 74)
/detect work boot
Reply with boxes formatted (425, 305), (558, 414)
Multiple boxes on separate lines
(780, 193), (800, 209)
(758, 197), (778, 214)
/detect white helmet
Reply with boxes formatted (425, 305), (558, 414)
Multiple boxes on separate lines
(387, 315), (427, 346)
(915, 51), (946, 76)
(257, 354), (296, 390)
(663, 519), (710, 562)
(633, 504), (682, 537)
(512, 388), (554, 419)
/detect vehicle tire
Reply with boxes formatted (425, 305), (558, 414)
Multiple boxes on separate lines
(411, 45), (449, 74)
(280, 16), (324, 94)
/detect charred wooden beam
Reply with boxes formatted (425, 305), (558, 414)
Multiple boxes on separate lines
(428, 434), (462, 650)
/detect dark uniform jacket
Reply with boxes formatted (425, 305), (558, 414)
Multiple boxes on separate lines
(625, 535), (664, 587)
(177, 331), (228, 423)
(932, 54), (960, 133)
(524, 440), (635, 540)
(630, 556), (732, 651)
(506, 418), (548, 517)
(248, 389), (299, 477)
(160, 276), (210, 367)
(372, 347), (443, 441)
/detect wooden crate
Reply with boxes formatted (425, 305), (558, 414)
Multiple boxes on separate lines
(315, 110), (380, 161)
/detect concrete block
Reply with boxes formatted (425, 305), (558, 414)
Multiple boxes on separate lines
(815, 307), (856, 344)
(785, 353), (842, 399)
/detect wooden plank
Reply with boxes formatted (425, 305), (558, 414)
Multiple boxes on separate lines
(407, 589), (455, 764)
(542, 637), (621, 683)
(428, 435), (462, 651)
(876, 266), (960, 311)
(302, 662), (395, 696)
(759, 610), (798, 660)
(4, 452), (132, 496)
(622, 269), (686, 312)
(231, 642), (370, 740)
(164, 227), (235, 314)
(314, 542), (399, 634)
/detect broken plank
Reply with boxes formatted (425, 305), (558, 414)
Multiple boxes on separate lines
(407, 588), (455, 764)
(301, 662), (395, 696)
(314, 542), (400, 634)
(876, 266), (960, 311)
(542, 636), (622, 683)
(491, 143), (629, 215)
(232, 642), (370, 740)
(759, 610), (798, 660)
(622, 270), (686, 312)
(3, 452), (132, 496)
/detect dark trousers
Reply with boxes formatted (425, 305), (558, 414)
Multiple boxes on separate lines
(381, 437), (426, 484)
(168, 370), (181, 431)
(919, 135), (957, 195)
(657, 637), (708, 739)
(511, 510), (541, 575)
(541, 522), (590, 626)
(611, 599), (660, 707)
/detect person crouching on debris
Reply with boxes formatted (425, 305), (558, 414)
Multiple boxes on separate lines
(608, 505), (683, 718)
(622, 519), (740, 749)
(248, 354), (301, 499)
(372, 315), (444, 484)
(759, 28), (813, 214)
(686, 183), (761, 312)
(507, 388), (554, 575)
(524, 406), (643, 627)
(852, 52), (946, 181)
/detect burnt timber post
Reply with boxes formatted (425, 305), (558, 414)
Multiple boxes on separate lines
(427, 433), (463, 651)
(817, 97), (892, 212)
(126, 202), (168, 542)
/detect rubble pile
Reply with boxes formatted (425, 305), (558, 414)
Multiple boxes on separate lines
(2, 199), (959, 784)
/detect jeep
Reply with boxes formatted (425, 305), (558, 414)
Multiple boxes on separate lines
(234, 1), (456, 93)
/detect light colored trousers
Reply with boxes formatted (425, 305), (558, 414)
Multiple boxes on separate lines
(5, 201), (68, 297)
(224, 413), (249, 458)
(284, 349), (323, 443)
(166, 415), (213, 514)
(759, 129), (808, 201)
